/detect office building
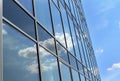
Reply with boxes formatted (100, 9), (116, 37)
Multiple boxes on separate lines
(0, 0), (101, 81)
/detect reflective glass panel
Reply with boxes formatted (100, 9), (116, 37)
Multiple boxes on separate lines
(56, 42), (69, 63)
(60, 3), (74, 54)
(80, 74), (85, 81)
(3, 22), (39, 81)
(18, 0), (33, 14)
(37, 24), (56, 54)
(78, 38), (86, 65)
(69, 54), (77, 68)
(64, 0), (69, 6)
(77, 61), (84, 74)
(84, 67), (89, 78)
(69, 0), (74, 16)
(50, 1), (66, 47)
(3, 0), (36, 38)
(71, 69), (80, 81)
(35, 0), (53, 34)
(39, 47), (60, 81)
(60, 62), (72, 81)
(52, 0), (58, 6)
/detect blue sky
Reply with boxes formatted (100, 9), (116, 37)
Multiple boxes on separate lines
(82, 0), (120, 81)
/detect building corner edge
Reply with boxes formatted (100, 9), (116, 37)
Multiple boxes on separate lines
(0, 0), (3, 81)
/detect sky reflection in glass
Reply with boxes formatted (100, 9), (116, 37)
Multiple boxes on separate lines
(39, 46), (60, 81)
(3, 22), (39, 81)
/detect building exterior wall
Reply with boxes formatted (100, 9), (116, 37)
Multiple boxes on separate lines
(2, 0), (101, 81)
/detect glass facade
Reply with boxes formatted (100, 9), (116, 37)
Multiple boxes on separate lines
(1, 0), (101, 81)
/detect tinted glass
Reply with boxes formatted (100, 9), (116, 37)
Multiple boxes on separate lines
(18, 0), (33, 14)
(35, 0), (53, 34)
(50, 1), (66, 47)
(3, 22), (39, 81)
(37, 24), (56, 54)
(39, 47), (60, 81)
(3, 0), (36, 38)
(71, 69), (80, 81)
(60, 62), (72, 81)
(56, 42), (69, 63)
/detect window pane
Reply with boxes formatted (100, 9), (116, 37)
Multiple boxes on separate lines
(77, 61), (84, 74)
(69, 54), (77, 68)
(35, 0), (53, 34)
(80, 74), (85, 81)
(37, 24), (56, 54)
(3, 0), (36, 38)
(71, 69), (80, 81)
(50, 1), (66, 47)
(39, 47), (60, 81)
(3, 22), (39, 81)
(56, 42), (69, 63)
(60, 62), (72, 81)
(18, 0), (33, 14)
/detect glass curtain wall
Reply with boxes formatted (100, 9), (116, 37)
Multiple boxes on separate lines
(2, 0), (101, 81)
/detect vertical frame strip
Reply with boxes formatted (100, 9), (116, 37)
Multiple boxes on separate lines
(0, 0), (3, 81)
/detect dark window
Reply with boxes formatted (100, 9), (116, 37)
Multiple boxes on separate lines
(60, 62), (72, 81)
(37, 24), (56, 54)
(35, 0), (53, 34)
(3, 0), (36, 38)
(3, 22), (39, 81)
(18, 0), (33, 14)
(39, 47), (60, 81)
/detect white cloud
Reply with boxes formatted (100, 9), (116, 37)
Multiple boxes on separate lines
(26, 63), (38, 74)
(18, 32), (73, 73)
(18, 46), (37, 59)
(2, 28), (8, 35)
(107, 63), (120, 71)
(95, 48), (104, 54)
(55, 33), (73, 49)
(64, 33), (73, 50)
(41, 59), (57, 72)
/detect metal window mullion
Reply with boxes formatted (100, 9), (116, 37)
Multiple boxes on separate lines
(32, 0), (43, 81)
(49, 0), (63, 81)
